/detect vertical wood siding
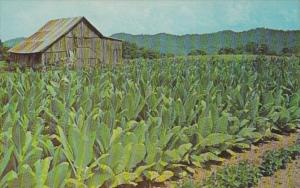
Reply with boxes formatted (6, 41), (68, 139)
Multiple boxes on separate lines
(43, 20), (122, 66)
(10, 53), (42, 67)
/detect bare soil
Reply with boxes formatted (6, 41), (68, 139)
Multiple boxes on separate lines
(135, 131), (299, 188)
(256, 159), (300, 188)
(193, 131), (299, 185)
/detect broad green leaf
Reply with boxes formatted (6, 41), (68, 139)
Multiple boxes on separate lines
(108, 142), (124, 173)
(145, 144), (160, 164)
(34, 157), (52, 188)
(198, 115), (213, 137)
(203, 133), (233, 147)
(123, 132), (138, 146)
(154, 170), (174, 182)
(110, 127), (123, 145)
(46, 85), (56, 97)
(163, 149), (181, 163)
(127, 144), (146, 170)
(144, 170), (160, 181)
(47, 162), (70, 188)
(96, 123), (111, 152)
(87, 164), (114, 188)
(238, 127), (262, 142)
(0, 145), (14, 177)
(124, 120), (138, 131)
(216, 114), (228, 134)
(134, 163), (155, 177)
(112, 172), (137, 188)
(57, 126), (74, 162)
(8, 164), (34, 187)
(0, 170), (18, 188)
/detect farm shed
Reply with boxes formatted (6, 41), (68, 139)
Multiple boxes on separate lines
(8, 17), (122, 67)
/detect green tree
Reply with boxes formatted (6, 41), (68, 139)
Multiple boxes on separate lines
(281, 47), (293, 55)
(257, 43), (269, 55)
(245, 42), (258, 54)
(188, 49), (207, 56)
(267, 50), (277, 56)
(122, 41), (139, 59)
(218, 47), (235, 55)
(122, 41), (168, 59)
(235, 46), (244, 54)
(0, 39), (3, 60)
(0, 40), (10, 61)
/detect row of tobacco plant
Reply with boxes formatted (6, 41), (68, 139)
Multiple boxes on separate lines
(0, 56), (299, 187)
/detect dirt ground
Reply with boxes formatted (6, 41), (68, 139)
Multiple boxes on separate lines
(140, 131), (299, 188)
(193, 131), (300, 185)
(256, 158), (300, 188)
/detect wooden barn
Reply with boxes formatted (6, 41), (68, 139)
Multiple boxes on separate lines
(8, 17), (122, 67)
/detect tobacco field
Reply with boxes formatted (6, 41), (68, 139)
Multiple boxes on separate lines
(0, 56), (299, 187)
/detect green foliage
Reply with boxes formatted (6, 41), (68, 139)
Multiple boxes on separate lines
(204, 161), (262, 188)
(180, 143), (300, 187)
(122, 41), (174, 59)
(175, 177), (201, 188)
(0, 56), (299, 187)
(112, 28), (300, 55)
(188, 49), (207, 56)
(245, 42), (259, 54)
(282, 46), (300, 56)
(260, 144), (300, 176)
(0, 40), (10, 61)
(217, 42), (277, 55)
(218, 47), (235, 55)
(257, 43), (269, 55)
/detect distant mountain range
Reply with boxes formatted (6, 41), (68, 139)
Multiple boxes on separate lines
(3, 37), (26, 48)
(111, 28), (300, 55)
(3, 28), (300, 55)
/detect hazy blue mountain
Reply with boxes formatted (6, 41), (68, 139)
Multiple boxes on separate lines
(3, 37), (26, 48)
(111, 28), (300, 55)
(4, 28), (299, 55)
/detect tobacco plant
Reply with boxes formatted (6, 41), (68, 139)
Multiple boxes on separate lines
(0, 56), (299, 187)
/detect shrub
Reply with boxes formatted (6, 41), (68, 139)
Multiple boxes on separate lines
(260, 145), (300, 176)
(204, 162), (261, 188)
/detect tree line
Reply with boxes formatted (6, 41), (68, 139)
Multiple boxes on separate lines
(123, 41), (299, 58)
(122, 41), (175, 59)
(1, 40), (298, 62)
(0, 40), (10, 61)
(188, 42), (299, 56)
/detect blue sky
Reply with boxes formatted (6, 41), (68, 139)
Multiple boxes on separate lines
(0, 0), (299, 40)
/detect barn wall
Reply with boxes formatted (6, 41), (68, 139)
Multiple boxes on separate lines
(10, 53), (41, 67)
(43, 21), (122, 66)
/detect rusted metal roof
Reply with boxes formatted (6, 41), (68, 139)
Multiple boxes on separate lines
(9, 16), (121, 54)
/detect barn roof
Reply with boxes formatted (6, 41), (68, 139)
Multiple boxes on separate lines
(9, 16), (121, 54)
